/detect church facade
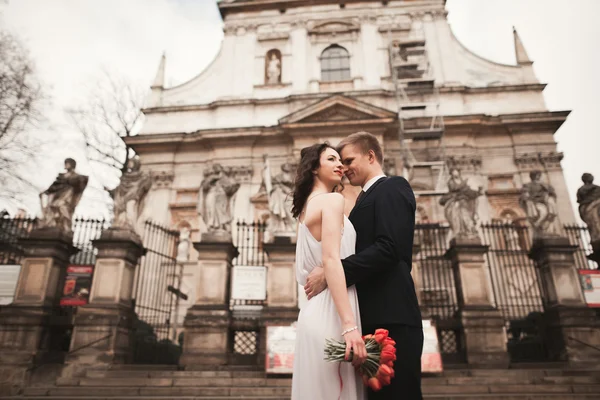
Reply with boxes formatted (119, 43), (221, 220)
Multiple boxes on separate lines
(125, 0), (583, 361)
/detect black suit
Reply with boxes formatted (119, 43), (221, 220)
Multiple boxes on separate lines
(342, 176), (423, 400)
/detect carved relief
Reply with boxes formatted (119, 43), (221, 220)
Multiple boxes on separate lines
(514, 152), (563, 171)
(152, 171), (175, 189)
(447, 154), (482, 172)
(307, 19), (360, 35)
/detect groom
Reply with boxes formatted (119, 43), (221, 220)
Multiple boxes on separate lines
(304, 131), (423, 399)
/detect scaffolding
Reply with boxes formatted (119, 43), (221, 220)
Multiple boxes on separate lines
(388, 26), (447, 191)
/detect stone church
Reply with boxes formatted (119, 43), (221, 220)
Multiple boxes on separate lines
(3, 1), (600, 396)
(128, 0), (575, 320)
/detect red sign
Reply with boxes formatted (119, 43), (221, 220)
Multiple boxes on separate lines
(60, 265), (93, 306)
(579, 269), (600, 308)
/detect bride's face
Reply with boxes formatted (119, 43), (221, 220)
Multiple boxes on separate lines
(314, 147), (344, 187)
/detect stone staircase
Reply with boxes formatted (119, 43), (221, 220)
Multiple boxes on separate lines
(2, 365), (600, 399)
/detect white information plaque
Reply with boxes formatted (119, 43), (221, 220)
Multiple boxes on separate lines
(231, 265), (267, 301)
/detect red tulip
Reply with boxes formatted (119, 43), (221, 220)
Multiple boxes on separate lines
(382, 344), (396, 354)
(368, 377), (382, 391)
(374, 329), (389, 344)
(377, 373), (391, 386)
(383, 337), (396, 347)
(363, 334), (374, 341)
(380, 348), (396, 364)
(385, 360), (394, 369)
(378, 364), (394, 378)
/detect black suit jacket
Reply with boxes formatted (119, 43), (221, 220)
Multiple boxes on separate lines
(342, 176), (422, 328)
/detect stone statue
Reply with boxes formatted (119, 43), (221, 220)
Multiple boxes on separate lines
(384, 158), (397, 176)
(577, 173), (600, 242)
(439, 168), (483, 240)
(197, 164), (240, 233)
(266, 53), (281, 85)
(39, 158), (89, 234)
(263, 155), (295, 235)
(176, 226), (191, 262)
(105, 157), (152, 233)
(519, 170), (558, 237)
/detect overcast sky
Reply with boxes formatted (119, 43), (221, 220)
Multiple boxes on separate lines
(2, 0), (599, 220)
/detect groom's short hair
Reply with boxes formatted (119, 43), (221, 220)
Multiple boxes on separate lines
(337, 131), (383, 165)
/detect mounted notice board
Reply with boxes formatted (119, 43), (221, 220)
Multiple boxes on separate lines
(579, 269), (600, 307)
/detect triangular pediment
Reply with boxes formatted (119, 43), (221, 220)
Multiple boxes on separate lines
(279, 95), (396, 125)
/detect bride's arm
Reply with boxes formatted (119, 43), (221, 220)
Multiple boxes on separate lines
(320, 193), (366, 365)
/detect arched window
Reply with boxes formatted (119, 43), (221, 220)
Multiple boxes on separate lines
(320, 45), (351, 82)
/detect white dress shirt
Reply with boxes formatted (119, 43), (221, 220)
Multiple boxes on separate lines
(362, 174), (387, 193)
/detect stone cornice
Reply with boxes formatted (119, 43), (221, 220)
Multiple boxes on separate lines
(218, 0), (446, 18)
(129, 110), (570, 154)
(144, 83), (548, 116)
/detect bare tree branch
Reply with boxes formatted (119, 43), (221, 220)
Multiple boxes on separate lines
(0, 30), (47, 204)
(66, 70), (145, 187)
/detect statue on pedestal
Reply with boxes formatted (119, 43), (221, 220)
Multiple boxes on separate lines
(519, 170), (558, 237)
(105, 157), (152, 233)
(439, 168), (483, 240)
(263, 155), (295, 235)
(176, 226), (191, 262)
(197, 164), (240, 233)
(39, 158), (89, 234)
(266, 53), (281, 85)
(577, 173), (600, 242)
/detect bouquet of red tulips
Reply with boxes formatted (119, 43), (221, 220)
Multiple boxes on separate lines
(324, 328), (396, 391)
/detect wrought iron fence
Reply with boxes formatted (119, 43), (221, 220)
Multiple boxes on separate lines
(414, 223), (464, 363)
(564, 224), (598, 270)
(0, 216), (108, 266)
(131, 220), (181, 364)
(233, 220), (267, 267)
(481, 222), (547, 362)
(0, 216), (37, 264)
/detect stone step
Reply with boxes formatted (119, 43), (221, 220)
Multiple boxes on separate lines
(84, 369), (267, 379)
(20, 384), (600, 397)
(6, 394), (600, 400)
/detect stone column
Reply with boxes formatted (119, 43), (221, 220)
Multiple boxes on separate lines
(0, 228), (74, 390)
(445, 237), (509, 367)
(62, 229), (144, 376)
(529, 236), (600, 364)
(179, 233), (237, 367)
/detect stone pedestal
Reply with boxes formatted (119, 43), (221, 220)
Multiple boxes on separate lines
(179, 234), (238, 367)
(0, 228), (75, 390)
(445, 237), (509, 368)
(259, 236), (299, 369)
(529, 236), (600, 364)
(62, 228), (144, 376)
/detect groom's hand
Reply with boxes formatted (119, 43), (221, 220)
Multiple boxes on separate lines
(304, 267), (327, 299)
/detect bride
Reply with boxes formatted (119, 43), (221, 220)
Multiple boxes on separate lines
(291, 143), (367, 400)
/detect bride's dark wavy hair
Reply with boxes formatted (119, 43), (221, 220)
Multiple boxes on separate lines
(291, 142), (338, 218)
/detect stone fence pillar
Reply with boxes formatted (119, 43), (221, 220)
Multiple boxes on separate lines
(259, 237), (299, 368)
(61, 229), (144, 376)
(529, 236), (600, 364)
(0, 228), (74, 390)
(445, 237), (509, 368)
(180, 233), (237, 367)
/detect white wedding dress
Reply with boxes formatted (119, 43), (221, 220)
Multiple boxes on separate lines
(292, 215), (366, 400)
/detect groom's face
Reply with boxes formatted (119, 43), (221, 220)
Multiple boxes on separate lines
(340, 144), (370, 187)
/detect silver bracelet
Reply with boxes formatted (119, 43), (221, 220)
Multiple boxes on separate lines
(341, 326), (358, 336)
